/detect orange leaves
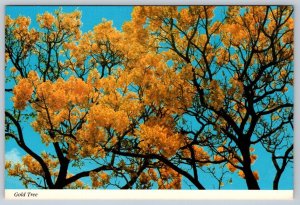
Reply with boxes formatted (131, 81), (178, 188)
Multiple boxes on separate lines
(12, 78), (34, 110)
(131, 6), (180, 50)
(17, 20), (39, 42)
(132, 6), (178, 29)
(281, 87), (288, 93)
(138, 167), (181, 189)
(58, 10), (81, 38)
(89, 171), (110, 188)
(138, 124), (184, 158)
(233, 102), (246, 119)
(221, 23), (248, 47)
(36, 80), (67, 111)
(238, 170), (245, 178)
(279, 70), (287, 79)
(5, 15), (14, 28)
(226, 6), (240, 21)
(205, 80), (225, 111)
(217, 147), (225, 153)
(63, 19), (123, 73)
(216, 48), (230, 66)
(79, 141), (106, 159)
(122, 21), (149, 52)
(6, 163), (26, 176)
(222, 6), (263, 47)
(282, 30), (293, 44)
(66, 77), (92, 104)
(148, 168), (158, 181)
(285, 18), (294, 30)
(37, 12), (55, 29)
(178, 7), (215, 30)
(227, 157), (239, 173)
(22, 155), (43, 175)
(41, 152), (59, 170)
(222, 5), (293, 53)
(87, 68), (101, 88)
(178, 8), (195, 30)
(229, 74), (244, 100)
(7, 15), (39, 57)
(227, 163), (237, 173)
(157, 166), (182, 189)
(139, 172), (152, 185)
(180, 64), (194, 80)
(253, 171), (260, 180)
(192, 34), (208, 50)
(93, 20), (121, 43)
(131, 6), (147, 26)
(214, 155), (224, 162)
(193, 146), (210, 165)
(36, 9), (81, 45)
(209, 21), (222, 34)
(238, 170), (259, 180)
(182, 145), (210, 166)
(15, 16), (30, 30)
(125, 53), (195, 114)
(267, 6), (293, 35)
(17, 76), (94, 146)
(34, 76), (92, 111)
(189, 6), (215, 19)
(222, 146), (258, 179)
(250, 155), (258, 164)
(87, 105), (130, 134)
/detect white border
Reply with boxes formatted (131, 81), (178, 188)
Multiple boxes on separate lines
(5, 190), (293, 200)
(1, 0), (299, 204)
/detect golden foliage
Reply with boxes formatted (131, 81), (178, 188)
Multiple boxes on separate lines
(12, 78), (34, 110)
(205, 80), (225, 111)
(5, 5), (293, 189)
(138, 124), (184, 158)
(157, 166), (182, 189)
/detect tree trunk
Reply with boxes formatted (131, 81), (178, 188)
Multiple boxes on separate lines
(243, 166), (260, 190)
(240, 142), (260, 190)
(273, 171), (282, 190)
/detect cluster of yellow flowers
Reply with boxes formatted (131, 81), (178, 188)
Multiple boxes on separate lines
(12, 78), (34, 110)
(87, 105), (129, 134)
(6, 16), (40, 58)
(221, 147), (258, 180)
(93, 20), (121, 43)
(89, 171), (110, 188)
(37, 12), (55, 29)
(205, 80), (225, 111)
(22, 155), (44, 175)
(222, 23), (248, 47)
(222, 7), (269, 48)
(229, 74), (244, 100)
(238, 170), (259, 181)
(138, 124), (184, 158)
(139, 172), (152, 185)
(5, 162), (25, 177)
(6, 153), (59, 181)
(138, 167), (181, 188)
(182, 145), (210, 166)
(157, 166), (182, 189)
(26, 81), (91, 143)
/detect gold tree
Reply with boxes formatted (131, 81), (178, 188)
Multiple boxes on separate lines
(5, 6), (293, 190)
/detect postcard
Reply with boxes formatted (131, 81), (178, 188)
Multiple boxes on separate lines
(4, 5), (293, 199)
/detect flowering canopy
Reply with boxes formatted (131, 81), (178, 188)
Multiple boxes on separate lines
(5, 6), (293, 190)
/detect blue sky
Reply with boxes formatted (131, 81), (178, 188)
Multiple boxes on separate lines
(5, 6), (293, 190)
